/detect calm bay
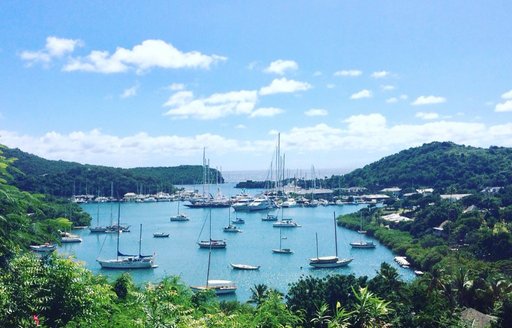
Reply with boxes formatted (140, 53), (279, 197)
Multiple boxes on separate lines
(60, 183), (415, 301)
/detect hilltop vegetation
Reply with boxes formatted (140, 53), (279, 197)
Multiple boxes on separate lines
(1, 146), (512, 327)
(326, 142), (512, 193)
(2, 147), (223, 197)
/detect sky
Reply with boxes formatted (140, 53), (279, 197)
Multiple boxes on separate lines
(1, 1), (512, 174)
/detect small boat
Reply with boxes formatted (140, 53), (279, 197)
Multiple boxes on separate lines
(230, 263), (260, 270)
(273, 219), (301, 228)
(414, 270), (424, 276)
(191, 280), (237, 295)
(232, 217), (245, 224)
(223, 225), (242, 233)
(60, 231), (82, 243)
(350, 241), (376, 249)
(153, 232), (170, 238)
(262, 213), (278, 221)
(30, 243), (56, 253)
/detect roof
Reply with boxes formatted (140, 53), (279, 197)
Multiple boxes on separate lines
(381, 213), (413, 223)
(440, 194), (472, 201)
(381, 187), (402, 192)
(460, 308), (496, 328)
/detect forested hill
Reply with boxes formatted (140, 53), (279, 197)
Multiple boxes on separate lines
(328, 142), (512, 192)
(2, 146), (223, 197)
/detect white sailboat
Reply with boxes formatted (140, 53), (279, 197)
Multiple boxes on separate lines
(97, 204), (157, 269)
(89, 200), (109, 233)
(272, 227), (293, 254)
(309, 212), (353, 268)
(224, 208), (242, 233)
(170, 194), (189, 222)
(192, 209), (236, 295)
(197, 207), (226, 249)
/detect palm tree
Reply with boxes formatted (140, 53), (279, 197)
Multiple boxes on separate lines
(249, 283), (269, 306)
(451, 267), (473, 307)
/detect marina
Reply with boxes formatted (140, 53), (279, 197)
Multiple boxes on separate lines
(60, 183), (416, 302)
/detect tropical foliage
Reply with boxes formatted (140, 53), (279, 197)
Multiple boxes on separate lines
(2, 146), (223, 197)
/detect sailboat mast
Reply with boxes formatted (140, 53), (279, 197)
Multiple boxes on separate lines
(315, 232), (319, 259)
(138, 224), (142, 257)
(334, 212), (338, 258)
(116, 202), (120, 261)
(206, 208), (212, 287)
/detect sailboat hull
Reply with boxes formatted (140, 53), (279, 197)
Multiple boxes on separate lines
(97, 257), (157, 269)
(309, 258), (353, 268)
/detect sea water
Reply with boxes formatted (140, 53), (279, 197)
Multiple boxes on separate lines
(60, 183), (416, 302)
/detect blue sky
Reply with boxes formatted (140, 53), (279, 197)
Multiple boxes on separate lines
(1, 1), (512, 173)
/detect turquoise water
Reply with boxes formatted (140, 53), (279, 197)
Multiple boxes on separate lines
(60, 183), (416, 302)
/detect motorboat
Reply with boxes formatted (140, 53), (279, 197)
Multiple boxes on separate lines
(60, 231), (82, 243)
(153, 232), (170, 238)
(197, 239), (227, 249)
(273, 219), (301, 228)
(262, 213), (278, 221)
(29, 243), (56, 253)
(350, 241), (376, 249)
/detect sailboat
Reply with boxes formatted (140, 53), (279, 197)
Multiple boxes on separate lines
(192, 209), (236, 295)
(89, 200), (109, 233)
(273, 206), (300, 228)
(224, 208), (242, 233)
(351, 209), (376, 248)
(170, 193), (189, 221)
(309, 212), (353, 268)
(272, 227), (293, 254)
(197, 207), (226, 249)
(97, 204), (157, 269)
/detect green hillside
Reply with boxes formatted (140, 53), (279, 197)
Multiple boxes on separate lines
(1, 146), (222, 197)
(328, 142), (512, 192)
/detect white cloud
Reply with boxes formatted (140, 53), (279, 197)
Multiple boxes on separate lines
(264, 60), (298, 75)
(381, 85), (395, 91)
(304, 108), (328, 116)
(350, 89), (372, 100)
(20, 36), (82, 65)
(416, 112), (440, 120)
(235, 124), (247, 129)
(3, 115), (512, 169)
(168, 83), (185, 91)
(334, 70), (362, 77)
(371, 71), (390, 79)
(63, 39), (226, 73)
(259, 78), (312, 95)
(313, 71), (322, 77)
(163, 89), (258, 119)
(411, 95), (446, 106)
(386, 94), (408, 104)
(495, 100), (512, 112)
(120, 85), (139, 98)
(250, 107), (284, 118)
(326, 84), (336, 89)
(501, 90), (512, 99)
